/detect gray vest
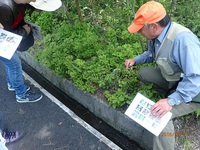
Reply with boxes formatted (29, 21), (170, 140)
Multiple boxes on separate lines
(155, 22), (192, 81)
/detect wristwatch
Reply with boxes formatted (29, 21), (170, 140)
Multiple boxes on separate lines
(167, 98), (175, 106)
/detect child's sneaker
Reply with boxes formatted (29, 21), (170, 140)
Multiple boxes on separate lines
(1, 129), (24, 144)
(16, 91), (43, 103)
(7, 83), (15, 91)
(8, 84), (30, 92)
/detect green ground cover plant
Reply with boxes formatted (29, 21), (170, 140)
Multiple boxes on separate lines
(26, 0), (200, 112)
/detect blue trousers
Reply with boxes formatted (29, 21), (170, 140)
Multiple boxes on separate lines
(0, 52), (27, 97)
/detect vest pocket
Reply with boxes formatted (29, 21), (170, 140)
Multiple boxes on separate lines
(156, 58), (174, 75)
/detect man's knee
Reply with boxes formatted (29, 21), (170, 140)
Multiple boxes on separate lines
(137, 67), (152, 83)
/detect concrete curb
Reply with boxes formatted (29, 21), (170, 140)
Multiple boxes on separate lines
(18, 52), (153, 150)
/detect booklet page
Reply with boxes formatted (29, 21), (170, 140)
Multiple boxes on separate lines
(0, 29), (22, 60)
(125, 93), (172, 136)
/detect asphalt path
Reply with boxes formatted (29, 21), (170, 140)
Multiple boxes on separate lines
(0, 62), (122, 150)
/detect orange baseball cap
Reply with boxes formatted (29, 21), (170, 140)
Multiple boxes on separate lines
(128, 1), (166, 33)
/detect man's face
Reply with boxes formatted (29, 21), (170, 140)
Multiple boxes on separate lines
(14, 0), (36, 4)
(137, 23), (161, 40)
(138, 25), (155, 40)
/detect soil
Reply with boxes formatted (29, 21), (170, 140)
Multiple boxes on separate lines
(174, 114), (200, 150)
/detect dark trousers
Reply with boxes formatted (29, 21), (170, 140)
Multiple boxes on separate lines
(137, 66), (200, 150)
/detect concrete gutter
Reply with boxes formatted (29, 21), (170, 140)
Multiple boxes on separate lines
(19, 52), (153, 150)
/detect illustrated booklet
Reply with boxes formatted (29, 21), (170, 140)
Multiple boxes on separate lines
(125, 93), (172, 136)
(0, 29), (22, 60)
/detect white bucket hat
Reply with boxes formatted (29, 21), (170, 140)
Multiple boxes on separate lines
(29, 0), (62, 11)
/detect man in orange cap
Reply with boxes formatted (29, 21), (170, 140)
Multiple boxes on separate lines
(125, 1), (200, 150)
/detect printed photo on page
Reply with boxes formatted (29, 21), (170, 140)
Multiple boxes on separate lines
(125, 93), (172, 136)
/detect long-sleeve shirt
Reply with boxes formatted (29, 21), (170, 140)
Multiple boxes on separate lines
(134, 22), (200, 105)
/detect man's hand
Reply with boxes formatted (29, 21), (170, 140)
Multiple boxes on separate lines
(150, 98), (172, 118)
(125, 58), (136, 69)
